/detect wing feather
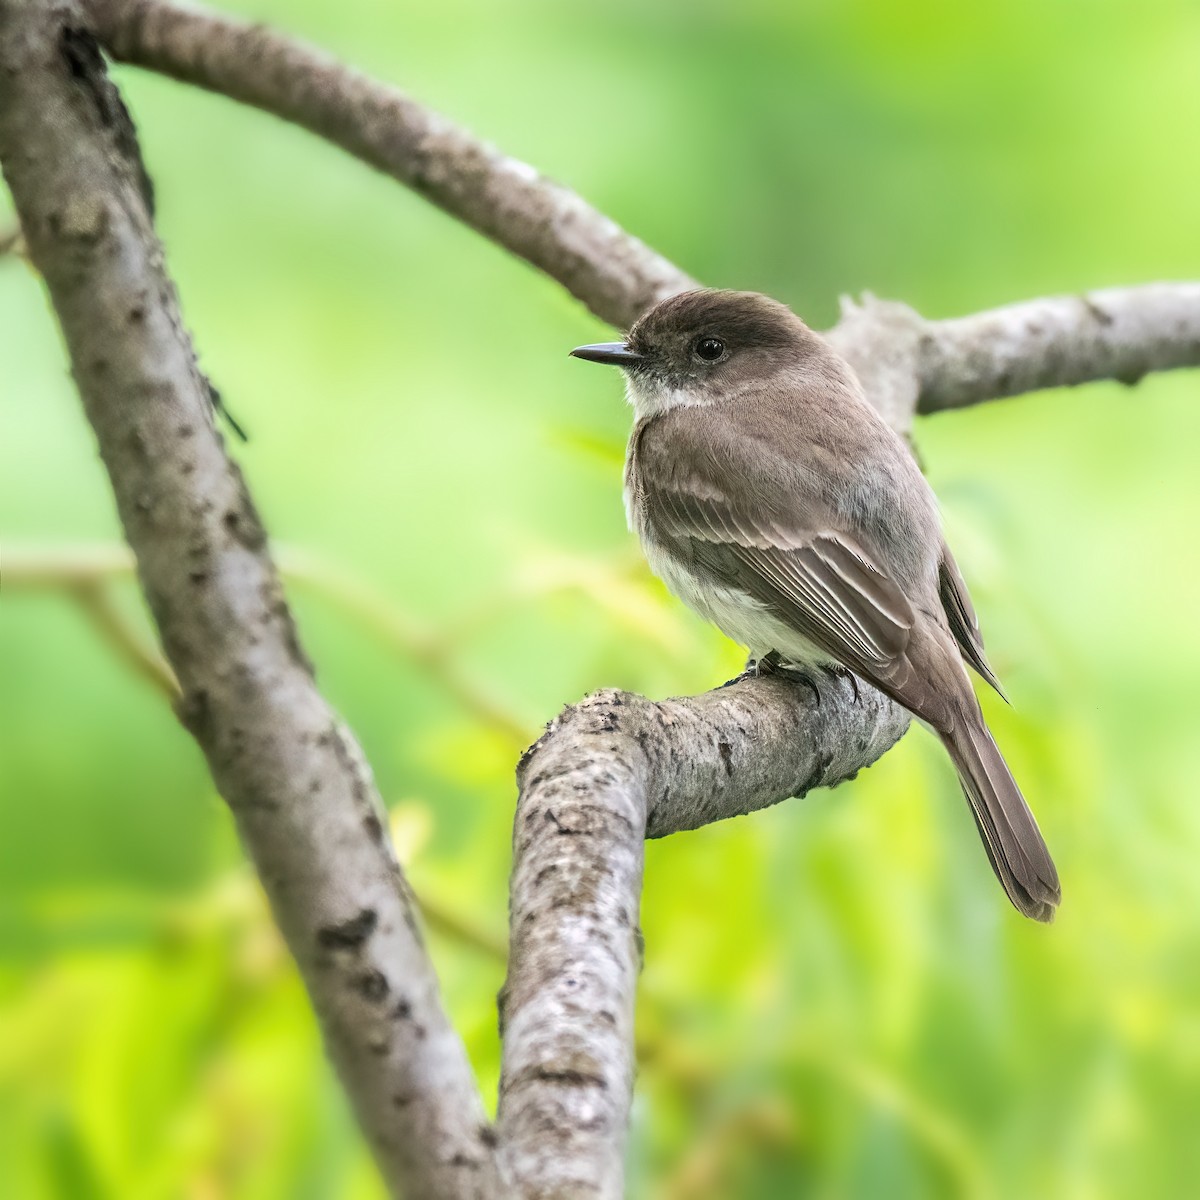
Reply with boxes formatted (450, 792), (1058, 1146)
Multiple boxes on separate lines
(938, 542), (1006, 699)
(646, 483), (915, 673)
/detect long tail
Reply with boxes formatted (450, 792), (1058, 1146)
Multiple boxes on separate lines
(940, 715), (1061, 922)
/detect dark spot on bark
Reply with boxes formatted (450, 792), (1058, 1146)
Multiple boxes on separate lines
(479, 1124), (498, 1148)
(362, 811), (383, 843)
(177, 688), (210, 738)
(60, 27), (102, 81)
(353, 969), (389, 1002)
(797, 752), (834, 797)
(221, 469), (268, 551)
(59, 27), (156, 216)
(128, 304), (145, 322)
(717, 740), (734, 774)
(368, 1036), (389, 1056)
(188, 570), (208, 585)
(392, 1093), (413, 1108)
(450, 1153), (478, 1169)
(531, 1066), (607, 1089)
(317, 908), (377, 950)
(496, 982), (508, 1036)
(392, 997), (412, 1020)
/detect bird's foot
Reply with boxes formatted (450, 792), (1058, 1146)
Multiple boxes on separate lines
(721, 652), (828, 707)
(741, 651), (823, 705)
(821, 664), (861, 703)
(720, 650), (782, 687)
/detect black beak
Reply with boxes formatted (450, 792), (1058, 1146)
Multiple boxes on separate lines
(570, 342), (644, 367)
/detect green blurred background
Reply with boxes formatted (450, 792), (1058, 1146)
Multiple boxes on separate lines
(3, 0), (1199, 1196)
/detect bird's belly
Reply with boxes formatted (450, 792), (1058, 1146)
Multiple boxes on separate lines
(641, 535), (833, 669)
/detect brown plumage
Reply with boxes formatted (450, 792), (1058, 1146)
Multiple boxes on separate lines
(572, 289), (1061, 921)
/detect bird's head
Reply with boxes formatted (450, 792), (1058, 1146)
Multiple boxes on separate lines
(570, 289), (824, 418)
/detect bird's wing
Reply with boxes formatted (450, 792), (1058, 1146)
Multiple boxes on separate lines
(937, 541), (1006, 700)
(634, 408), (918, 687)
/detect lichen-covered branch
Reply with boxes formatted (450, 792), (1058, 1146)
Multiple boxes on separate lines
(0, 6), (498, 1196)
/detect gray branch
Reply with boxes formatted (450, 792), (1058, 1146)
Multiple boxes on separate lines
(85, 0), (695, 329)
(826, 285), (1200, 424)
(916, 283), (1200, 412)
(0, 5), (499, 1197)
(498, 678), (906, 1195)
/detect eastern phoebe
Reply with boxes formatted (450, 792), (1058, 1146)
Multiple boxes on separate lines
(571, 289), (1060, 921)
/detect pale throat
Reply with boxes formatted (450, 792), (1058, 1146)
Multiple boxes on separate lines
(622, 369), (704, 420)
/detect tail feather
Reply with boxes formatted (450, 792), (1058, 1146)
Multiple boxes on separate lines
(941, 716), (1061, 922)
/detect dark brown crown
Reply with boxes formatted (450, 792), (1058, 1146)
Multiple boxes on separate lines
(628, 289), (811, 355)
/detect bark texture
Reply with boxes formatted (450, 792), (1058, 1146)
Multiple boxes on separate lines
(0, 5), (500, 1196)
(497, 675), (905, 1195)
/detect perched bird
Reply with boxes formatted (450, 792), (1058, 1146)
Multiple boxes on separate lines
(571, 289), (1060, 921)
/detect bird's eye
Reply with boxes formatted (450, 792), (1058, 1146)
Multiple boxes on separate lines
(694, 337), (725, 362)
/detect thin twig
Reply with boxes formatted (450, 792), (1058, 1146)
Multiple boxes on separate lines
(68, 580), (181, 700)
(0, 222), (25, 256)
(4, 542), (535, 744)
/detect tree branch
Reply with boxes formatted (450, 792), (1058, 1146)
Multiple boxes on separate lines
(0, 6), (499, 1196)
(83, 0), (1199, 403)
(84, 0), (695, 329)
(497, 676), (908, 1196)
(915, 282), (1200, 412)
(825, 285), (1200, 425)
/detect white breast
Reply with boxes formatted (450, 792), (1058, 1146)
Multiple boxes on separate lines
(638, 528), (833, 670)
